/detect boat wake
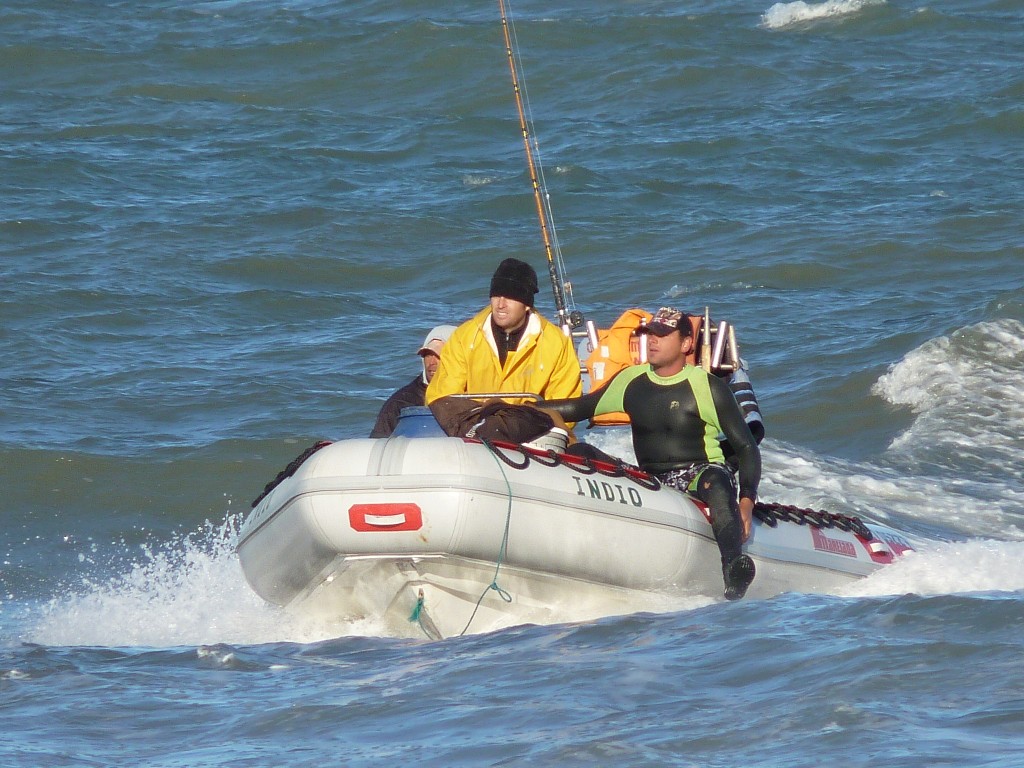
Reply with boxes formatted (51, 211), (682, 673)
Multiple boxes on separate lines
(22, 496), (1024, 648)
(838, 538), (1024, 598)
(23, 517), (374, 649)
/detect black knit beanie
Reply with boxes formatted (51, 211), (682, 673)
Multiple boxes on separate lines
(489, 258), (539, 306)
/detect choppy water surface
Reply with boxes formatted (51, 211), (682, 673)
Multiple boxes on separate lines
(2, 0), (1022, 765)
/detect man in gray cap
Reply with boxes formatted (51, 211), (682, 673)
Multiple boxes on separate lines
(370, 324), (456, 438)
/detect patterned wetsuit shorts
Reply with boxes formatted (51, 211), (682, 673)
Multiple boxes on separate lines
(657, 463), (737, 494)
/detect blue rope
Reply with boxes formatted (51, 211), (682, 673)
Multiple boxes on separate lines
(409, 590), (437, 640)
(409, 595), (424, 623)
(457, 442), (516, 636)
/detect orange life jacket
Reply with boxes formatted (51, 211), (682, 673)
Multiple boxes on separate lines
(584, 308), (648, 425)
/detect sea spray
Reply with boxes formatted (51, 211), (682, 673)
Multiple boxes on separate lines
(838, 539), (1024, 598)
(27, 515), (386, 648)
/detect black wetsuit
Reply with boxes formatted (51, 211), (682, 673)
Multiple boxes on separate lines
(546, 364), (761, 572)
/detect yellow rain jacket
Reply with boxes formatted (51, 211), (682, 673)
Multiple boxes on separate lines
(426, 307), (583, 405)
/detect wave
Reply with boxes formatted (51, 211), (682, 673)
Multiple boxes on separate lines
(739, 318), (1024, 543)
(760, 0), (886, 29)
(873, 318), (1024, 492)
(767, 446), (1023, 549)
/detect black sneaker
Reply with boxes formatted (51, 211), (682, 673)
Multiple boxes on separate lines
(723, 554), (755, 601)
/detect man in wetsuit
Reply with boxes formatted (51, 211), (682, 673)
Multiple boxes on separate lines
(543, 307), (760, 600)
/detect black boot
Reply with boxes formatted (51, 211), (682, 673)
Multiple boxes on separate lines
(723, 554), (755, 601)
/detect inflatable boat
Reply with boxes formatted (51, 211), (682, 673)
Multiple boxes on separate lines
(234, 5), (923, 638)
(236, 432), (916, 639)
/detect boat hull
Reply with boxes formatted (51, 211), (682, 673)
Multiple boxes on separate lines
(237, 437), (914, 638)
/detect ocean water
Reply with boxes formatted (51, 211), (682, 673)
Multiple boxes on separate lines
(2, 0), (1023, 765)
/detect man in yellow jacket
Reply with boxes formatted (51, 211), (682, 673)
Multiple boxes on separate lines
(426, 258), (583, 406)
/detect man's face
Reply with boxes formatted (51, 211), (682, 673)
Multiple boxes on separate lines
(490, 295), (530, 332)
(646, 330), (692, 370)
(422, 351), (441, 382)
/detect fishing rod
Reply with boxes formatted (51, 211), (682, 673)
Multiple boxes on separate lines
(498, 0), (583, 331)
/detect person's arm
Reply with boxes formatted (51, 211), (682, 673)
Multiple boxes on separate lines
(544, 367), (637, 424)
(709, 374), (760, 539)
(725, 366), (765, 444)
(543, 388), (601, 424)
(720, 368), (764, 468)
(369, 378), (424, 438)
(369, 398), (399, 438)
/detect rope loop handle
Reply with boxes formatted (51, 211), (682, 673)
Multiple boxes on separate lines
(623, 465), (661, 492)
(481, 439), (531, 470)
(529, 449), (563, 467)
(754, 502), (875, 540)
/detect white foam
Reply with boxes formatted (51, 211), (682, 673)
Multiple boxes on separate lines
(752, 443), (1024, 597)
(761, 0), (885, 29)
(462, 174), (497, 187)
(761, 441), (1024, 541)
(27, 517), (382, 648)
(586, 426), (636, 463)
(873, 319), (1024, 487)
(838, 539), (1024, 598)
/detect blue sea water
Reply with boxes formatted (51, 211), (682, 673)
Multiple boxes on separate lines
(2, 0), (1023, 765)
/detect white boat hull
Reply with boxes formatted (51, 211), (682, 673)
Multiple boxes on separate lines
(237, 437), (915, 638)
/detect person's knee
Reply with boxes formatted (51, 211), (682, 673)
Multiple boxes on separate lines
(694, 467), (735, 508)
